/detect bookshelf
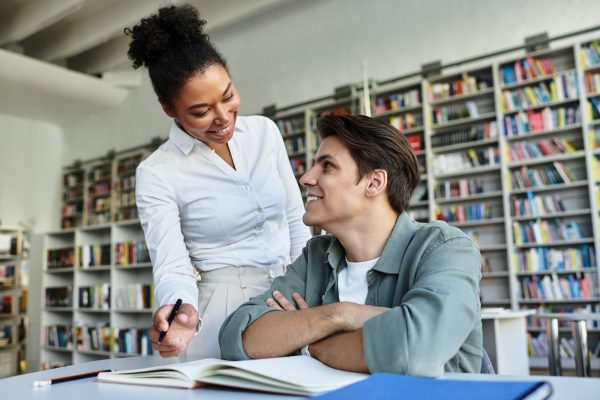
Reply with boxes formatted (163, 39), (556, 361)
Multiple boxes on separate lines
(273, 109), (316, 194)
(38, 221), (153, 370)
(425, 65), (510, 308)
(61, 149), (150, 229)
(0, 227), (28, 378)
(371, 80), (429, 222)
(61, 167), (84, 229)
(265, 39), (600, 374)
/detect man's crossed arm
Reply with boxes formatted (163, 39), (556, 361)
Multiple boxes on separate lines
(242, 291), (388, 372)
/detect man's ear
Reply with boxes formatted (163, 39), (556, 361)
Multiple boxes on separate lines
(365, 169), (387, 197)
(160, 101), (176, 118)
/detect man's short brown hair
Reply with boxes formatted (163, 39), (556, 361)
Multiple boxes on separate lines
(317, 115), (420, 214)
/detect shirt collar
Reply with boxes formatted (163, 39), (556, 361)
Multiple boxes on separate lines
(169, 121), (196, 155)
(168, 119), (245, 156)
(325, 212), (418, 275)
(373, 212), (419, 274)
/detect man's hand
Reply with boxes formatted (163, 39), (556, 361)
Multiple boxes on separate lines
(266, 292), (389, 330)
(266, 291), (309, 310)
(150, 303), (199, 357)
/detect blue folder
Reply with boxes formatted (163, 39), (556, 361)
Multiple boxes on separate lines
(311, 373), (552, 400)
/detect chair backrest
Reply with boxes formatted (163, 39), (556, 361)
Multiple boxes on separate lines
(481, 348), (495, 374)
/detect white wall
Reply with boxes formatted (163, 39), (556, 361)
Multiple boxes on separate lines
(0, 114), (63, 232)
(61, 0), (600, 163)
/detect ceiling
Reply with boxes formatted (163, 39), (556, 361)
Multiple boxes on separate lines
(0, 0), (289, 76)
(0, 0), (291, 122)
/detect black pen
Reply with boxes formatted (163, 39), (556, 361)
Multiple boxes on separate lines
(158, 298), (182, 343)
(32, 369), (111, 387)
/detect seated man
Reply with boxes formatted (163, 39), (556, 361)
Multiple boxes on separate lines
(219, 115), (482, 376)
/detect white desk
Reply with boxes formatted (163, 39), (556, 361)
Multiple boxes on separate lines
(1, 356), (600, 399)
(0, 356), (294, 400)
(482, 309), (534, 375)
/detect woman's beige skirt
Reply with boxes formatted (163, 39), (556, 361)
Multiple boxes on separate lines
(184, 265), (285, 359)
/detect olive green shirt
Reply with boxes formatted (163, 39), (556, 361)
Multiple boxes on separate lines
(219, 213), (482, 376)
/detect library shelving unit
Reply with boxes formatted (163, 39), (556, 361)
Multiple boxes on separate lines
(424, 65), (509, 308)
(0, 227), (28, 377)
(61, 166), (85, 229)
(39, 220), (153, 370)
(370, 79), (429, 222)
(113, 151), (149, 223)
(273, 109), (316, 193)
(497, 44), (600, 372)
(60, 149), (151, 229)
(85, 159), (113, 227)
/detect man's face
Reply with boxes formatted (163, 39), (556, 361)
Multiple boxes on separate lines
(299, 135), (369, 233)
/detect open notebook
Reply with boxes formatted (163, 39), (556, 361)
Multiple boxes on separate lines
(97, 356), (368, 396)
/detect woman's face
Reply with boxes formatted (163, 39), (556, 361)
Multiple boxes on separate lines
(162, 64), (241, 148)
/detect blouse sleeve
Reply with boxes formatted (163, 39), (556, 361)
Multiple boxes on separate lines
(270, 120), (312, 261)
(135, 163), (198, 310)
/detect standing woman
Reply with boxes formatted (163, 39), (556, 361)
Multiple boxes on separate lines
(126, 4), (311, 358)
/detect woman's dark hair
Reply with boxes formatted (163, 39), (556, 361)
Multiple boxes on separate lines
(124, 4), (228, 108)
(317, 115), (420, 214)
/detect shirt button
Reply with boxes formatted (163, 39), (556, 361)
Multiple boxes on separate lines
(244, 185), (250, 191)
(269, 271), (276, 278)
(256, 207), (262, 212)
(257, 224), (263, 231)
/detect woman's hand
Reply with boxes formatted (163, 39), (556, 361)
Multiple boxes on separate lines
(150, 303), (199, 357)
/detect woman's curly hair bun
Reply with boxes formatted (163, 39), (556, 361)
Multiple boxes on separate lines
(125, 4), (208, 69)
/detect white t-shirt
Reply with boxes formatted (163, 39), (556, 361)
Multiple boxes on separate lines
(136, 115), (311, 309)
(338, 257), (380, 304)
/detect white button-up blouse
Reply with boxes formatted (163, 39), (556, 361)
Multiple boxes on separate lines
(136, 115), (311, 309)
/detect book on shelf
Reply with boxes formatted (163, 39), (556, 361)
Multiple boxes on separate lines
(47, 247), (75, 269)
(373, 89), (420, 113)
(76, 323), (111, 352)
(517, 273), (594, 301)
(435, 178), (485, 199)
(512, 220), (585, 245)
(503, 106), (580, 137)
(589, 97), (600, 119)
(114, 241), (150, 265)
(406, 134), (422, 152)
(44, 324), (73, 349)
(501, 56), (555, 85)
(312, 373), (552, 400)
(435, 203), (495, 223)
(78, 284), (110, 309)
(513, 245), (596, 272)
(431, 122), (497, 148)
(0, 295), (15, 314)
(0, 325), (14, 346)
(0, 264), (17, 287)
(114, 283), (153, 309)
(510, 162), (576, 189)
(97, 355), (367, 395)
(45, 286), (72, 308)
(112, 327), (153, 355)
(580, 40), (600, 68)
(388, 113), (419, 131)
(78, 243), (111, 268)
(433, 147), (499, 175)
(584, 71), (600, 94)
